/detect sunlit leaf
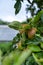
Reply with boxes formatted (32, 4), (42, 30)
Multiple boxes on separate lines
(0, 50), (2, 65)
(14, 49), (31, 65)
(9, 21), (22, 30)
(28, 44), (41, 52)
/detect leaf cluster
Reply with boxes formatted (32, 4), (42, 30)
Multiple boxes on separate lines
(14, 0), (43, 16)
(0, 10), (43, 65)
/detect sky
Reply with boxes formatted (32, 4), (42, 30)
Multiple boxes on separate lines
(0, 0), (31, 22)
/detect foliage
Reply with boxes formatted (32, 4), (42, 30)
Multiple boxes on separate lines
(0, 10), (43, 65)
(14, 0), (43, 16)
(0, 19), (10, 25)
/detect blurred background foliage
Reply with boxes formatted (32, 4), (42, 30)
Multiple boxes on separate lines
(0, 19), (10, 25)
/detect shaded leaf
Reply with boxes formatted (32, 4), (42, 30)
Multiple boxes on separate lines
(32, 53), (41, 65)
(21, 0), (23, 2)
(41, 14), (43, 23)
(14, 1), (21, 14)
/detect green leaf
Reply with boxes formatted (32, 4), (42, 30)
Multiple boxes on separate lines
(9, 21), (22, 30)
(14, 49), (31, 65)
(14, 1), (21, 14)
(32, 52), (43, 65)
(2, 50), (21, 65)
(25, 56), (38, 65)
(2, 49), (31, 65)
(28, 44), (41, 52)
(32, 53), (41, 65)
(21, 0), (23, 2)
(21, 32), (26, 44)
(26, 34), (43, 45)
(38, 27), (43, 33)
(29, 10), (43, 27)
(0, 50), (2, 65)
(41, 14), (43, 23)
(12, 33), (20, 44)
(35, 52), (43, 59)
(40, 42), (43, 49)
